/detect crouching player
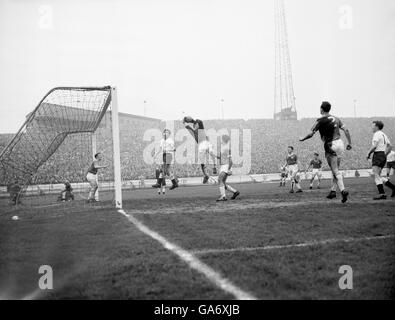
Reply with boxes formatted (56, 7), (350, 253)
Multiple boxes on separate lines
(217, 134), (240, 202)
(58, 181), (74, 202)
(8, 179), (21, 205)
(284, 146), (303, 193)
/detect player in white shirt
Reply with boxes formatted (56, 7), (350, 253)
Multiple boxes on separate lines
(367, 121), (395, 199)
(216, 134), (240, 202)
(152, 129), (178, 194)
(386, 150), (395, 179)
(279, 165), (288, 187)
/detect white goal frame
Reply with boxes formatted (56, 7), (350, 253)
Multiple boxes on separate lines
(110, 87), (122, 209)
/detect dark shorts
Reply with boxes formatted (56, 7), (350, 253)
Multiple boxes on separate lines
(163, 152), (173, 165)
(387, 161), (395, 170)
(372, 152), (386, 168)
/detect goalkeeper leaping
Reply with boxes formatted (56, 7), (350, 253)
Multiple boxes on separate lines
(183, 116), (217, 184)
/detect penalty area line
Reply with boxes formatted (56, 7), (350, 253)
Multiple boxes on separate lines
(191, 235), (395, 256)
(118, 209), (257, 300)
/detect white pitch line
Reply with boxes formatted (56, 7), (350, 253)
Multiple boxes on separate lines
(191, 235), (395, 256)
(118, 209), (257, 300)
(127, 198), (395, 216)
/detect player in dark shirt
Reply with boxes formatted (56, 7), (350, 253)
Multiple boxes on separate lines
(300, 102), (352, 203)
(86, 152), (109, 203)
(183, 116), (218, 184)
(8, 179), (21, 205)
(58, 181), (74, 202)
(306, 153), (323, 189)
(283, 146), (302, 193)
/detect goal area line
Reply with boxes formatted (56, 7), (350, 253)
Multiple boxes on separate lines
(123, 198), (395, 216)
(191, 235), (395, 256)
(119, 209), (257, 300)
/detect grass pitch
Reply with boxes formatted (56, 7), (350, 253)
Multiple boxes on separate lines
(0, 177), (394, 299)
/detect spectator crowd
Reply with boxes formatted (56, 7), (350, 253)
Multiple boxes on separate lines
(1, 116), (394, 184)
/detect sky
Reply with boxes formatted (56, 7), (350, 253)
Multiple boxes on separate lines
(0, 0), (395, 133)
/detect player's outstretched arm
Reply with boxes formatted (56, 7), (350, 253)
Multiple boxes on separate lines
(95, 164), (109, 169)
(341, 126), (352, 150)
(299, 131), (315, 142)
(184, 124), (196, 139)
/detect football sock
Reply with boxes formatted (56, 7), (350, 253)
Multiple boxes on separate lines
(219, 186), (226, 198)
(377, 184), (385, 194)
(335, 173), (345, 192)
(331, 180), (337, 192)
(384, 180), (395, 190)
(227, 185), (237, 193)
(296, 182), (302, 190)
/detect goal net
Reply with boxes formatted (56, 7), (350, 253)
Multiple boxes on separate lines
(0, 86), (122, 211)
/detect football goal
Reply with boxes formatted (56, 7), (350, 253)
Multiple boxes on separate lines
(0, 86), (122, 209)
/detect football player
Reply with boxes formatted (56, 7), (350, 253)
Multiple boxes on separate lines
(279, 165), (288, 187)
(300, 101), (352, 203)
(8, 179), (21, 205)
(59, 181), (74, 202)
(152, 129), (178, 193)
(367, 121), (395, 200)
(306, 153), (323, 189)
(386, 150), (395, 179)
(216, 134), (240, 202)
(86, 152), (109, 203)
(283, 146), (303, 193)
(183, 116), (217, 184)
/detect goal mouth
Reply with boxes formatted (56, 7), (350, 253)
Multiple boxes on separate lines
(0, 86), (123, 209)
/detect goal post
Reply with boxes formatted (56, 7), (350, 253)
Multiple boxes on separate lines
(0, 85), (123, 210)
(110, 87), (122, 209)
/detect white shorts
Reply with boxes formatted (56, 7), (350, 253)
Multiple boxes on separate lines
(311, 169), (322, 177)
(219, 164), (230, 174)
(330, 139), (345, 156)
(198, 140), (214, 164)
(287, 164), (299, 178)
(86, 173), (98, 187)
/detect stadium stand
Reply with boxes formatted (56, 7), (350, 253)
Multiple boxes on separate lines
(1, 116), (394, 182)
